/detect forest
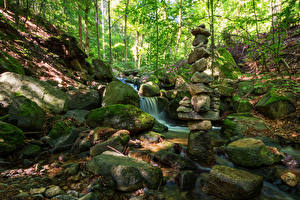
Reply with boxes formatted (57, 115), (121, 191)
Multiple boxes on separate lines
(0, 0), (299, 199)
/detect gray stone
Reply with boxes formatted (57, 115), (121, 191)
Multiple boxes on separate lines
(178, 110), (219, 121)
(87, 151), (163, 192)
(179, 96), (192, 107)
(207, 165), (263, 200)
(189, 83), (212, 96)
(191, 27), (211, 37)
(78, 192), (98, 200)
(188, 120), (212, 131)
(152, 120), (168, 133)
(192, 34), (208, 47)
(64, 163), (79, 176)
(92, 59), (113, 82)
(217, 85), (234, 97)
(45, 186), (64, 198)
(191, 58), (207, 74)
(64, 110), (89, 125)
(191, 95), (210, 112)
(140, 131), (163, 143)
(67, 89), (100, 110)
(176, 106), (193, 113)
(138, 82), (160, 97)
(23, 144), (41, 157)
(30, 187), (46, 195)
(191, 72), (213, 83)
(188, 47), (210, 64)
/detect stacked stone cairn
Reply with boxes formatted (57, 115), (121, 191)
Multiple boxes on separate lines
(177, 24), (220, 167)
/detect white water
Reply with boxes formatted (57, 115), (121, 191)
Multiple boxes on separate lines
(140, 97), (190, 133)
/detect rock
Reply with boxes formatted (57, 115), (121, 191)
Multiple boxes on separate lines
(45, 186), (64, 198)
(191, 27), (211, 37)
(191, 58), (207, 74)
(0, 72), (68, 113)
(87, 151), (163, 192)
(238, 81), (254, 96)
(207, 165), (263, 200)
(191, 72), (213, 83)
(78, 192), (98, 200)
(0, 121), (24, 154)
(175, 170), (197, 191)
(49, 120), (75, 140)
(64, 110), (89, 125)
(187, 131), (215, 166)
(223, 114), (269, 139)
(233, 96), (253, 113)
(51, 128), (79, 152)
(217, 85), (234, 97)
(178, 110), (219, 121)
(8, 96), (45, 131)
(86, 104), (155, 135)
(189, 83), (213, 96)
(92, 59), (113, 82)
(175, 76), (188, 90)
(158, 73), (176, 89)
(253, 83), (269, 95)
(30, 187), (47, 195)
(91, 127), (117, 142)
(90, 133), (130, 156)
(78, 137), (92, 152)
(176, 106), (193, 113)
(102, 80), (139, 107)
(64, 163), (79, 176)
(138, 82), (160, 97)
(255, 89), (295, 119)
(15, 192), (30, 198)
(226, 138), (282, 167)
(188, 47), (210, 64)
(192, 34), (209, 47)
(140, 131), (163, 143)
(53, 195), (78, 200)
(179, 96), (192, 107)
(188, 120), (211, 131)
(23, 144), (41, 157)
(153, 150), (197, 170)
(67, 89), (100, 110)
(281, 172), (298, 187)
(152, 120), (168, 133)
(191, 95), (210, 112)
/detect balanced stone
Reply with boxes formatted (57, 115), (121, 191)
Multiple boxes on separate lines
(188, 120), (211, 131)
(191, 27), (211, 37)
(176, 106), (193, 113)
(191, 95), (210, 112)
(179, 96), (192, 107)
(188, 47), (210, 64)
(189, 83), (212, 96)
(191, 72), (214, 83)
(178, 110), (219, 121)
(191, 58), (208, 74)
(192, 34), (208, 47)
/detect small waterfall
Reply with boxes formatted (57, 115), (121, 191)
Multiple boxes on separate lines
(140, 97), (189, 133)
(117, 77), (138, 91)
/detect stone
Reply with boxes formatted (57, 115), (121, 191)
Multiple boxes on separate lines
(226, 138), (282, 167)
(8, 96), (45, 131)
(207, 165), (263, 200)
(233, 97), (253, 113)
(187, 131), (215, 166)
(176, 106), (193, 113)
(140, 131), (163, 143)
(223, 114), (269, 139)
(191, 27), (211, 37)
(45, 186), (64, 198)
(90, 133), (130, 156)
(192, 34), (208, 47)
(191, 95), (210, 112)
(0, 72), (68, 113)
(49, 120), (75, 140)
(102, 80), (139, 107)
(30, 187), (47, 195)
(15, 192), (30, 198)
(92, 59), (113, 82)
(64, 110), (89, 125)
(178, 110), (219, 121)
(281, 172), (298, 187)
(78, 192), (98, 200)
(255, 89), (295, 119)
(175, 170), (197, 191)
(23, 144), (41, 157)
(188, 47), (210, 64)
(87, 151), (163, 192)
(152, 120), (168, 133)
(67, 89), (100, 110)
(191, 58), (207, 74)
(238, 81), (254, 96)
(64, 163), (79, 176)
(188, 120), (212, 131)
(217, 85), (234, 97)
(0, 121), (24, 154)
(86, 104), (155, 135)
(138, 82), (160, 97)
(191, 72), (214, 83)
(51, 128), (79, 152)
(189, 83), (212, 96)
(175, 76), (188, 90)
(179, 96), (192, 107)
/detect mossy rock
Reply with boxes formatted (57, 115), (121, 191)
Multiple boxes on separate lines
(23, 144), (41, 157)
(86, 104), (155, 135)
(48, 120), (75, 140)
(8, 96), (45, 131)
(233, 96), (253, 113)
(238, 81), (254, 96)
(255, 88), (295, 119)
(226, 138), (282, 167)
(217, 85), (234, 97)
(215, 48), (241, 79)
(0, 121), (24, 154)
(0, 52), (24, 75)
(138, 82), (160, 97)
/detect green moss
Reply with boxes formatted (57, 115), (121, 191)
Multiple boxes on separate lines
(0, 52), (24, 74)
(215, 48), (241, 79)
(264, 88), (291, 106)
(49, 120), (74, 140)
(0, 121), (24, 154)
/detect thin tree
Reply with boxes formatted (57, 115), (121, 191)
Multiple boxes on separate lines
(100, 0), (105, 59)
(155, 1), (159, 70)
(207, 0), (215, 76)
(4, 0), (7, 10)
(174, 0), (182, 61)
(84, 2), (91, 54)
(108, 0), (112, 63)
(95, 0), (101, 59)
(77, 3), (83, 49)
(124, 0), (129, 65)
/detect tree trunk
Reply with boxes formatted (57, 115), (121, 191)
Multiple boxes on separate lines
(124, 0), (129, 65)
(155, 4), (159, 70)
(108, 0), (112, 64)
(134, 31), (139, 68)
(95, 0), (100, 59)
(138, 34), (144, 69)
(208, 0), (215, 76)
(4, 0), (7, 10)
(78, 5), (83, 49)
(16, 0), (20, 27)
(174, 0), (182, 61)
(84, 5), (90, 55)
(101, 0), (105, 59)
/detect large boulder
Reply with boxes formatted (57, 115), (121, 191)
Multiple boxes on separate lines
(223, 114), (269, 139)
(86, 104), (155, 135)
(191, 58), (207, 74)
(67, 89), (100, 110)
(207, 165), (263, 200)
(0, 121), (24, 154)
(0, 72), (68, 113)
(8, 96), (45, 131)
(86, 151), (163, 192)
(138, 82), (160, 97)
(255, 89), (295, 119)
(92, 59), (113, 82)
(102, 80), (139, 107)
(226, 138), (282, 167)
